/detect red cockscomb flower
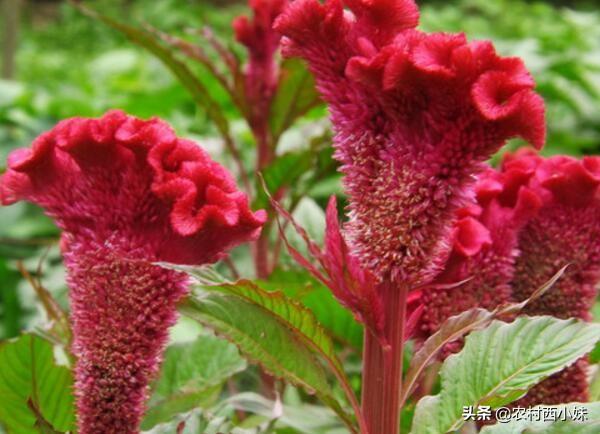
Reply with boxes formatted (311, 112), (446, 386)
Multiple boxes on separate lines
(417, 166), (541, 354)
(499, 149), (600, 406)
(0, 110), (266, 434)
(275, 0), (545, 286)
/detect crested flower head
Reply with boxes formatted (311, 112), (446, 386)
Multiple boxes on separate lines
(417, 165), (541, 352)
(0, 110), (266, 262)
(275, 0), (545, 286)
(0, 110), (265, 434)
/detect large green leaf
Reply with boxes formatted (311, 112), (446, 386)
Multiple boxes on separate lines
(411, 316), (600, 434)
(179, 278), (359, 433)
(0, 334), (75, 434)
(141, 334), (246, 430)
(180, 268), (346, 375)
(590, 340), (600, 364)
(591, 371), (600, 402)
(402, 267), (566, 406)
(479, 402), (600, 434)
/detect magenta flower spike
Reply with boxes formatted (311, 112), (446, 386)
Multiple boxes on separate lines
(233, 0), (286, 101)
(500, 149), (600, 406)
(417, 166), (541, 355)
(275, 0), (545, 288)
(233, 0), (287, 167)
(0, 110), (266, 434)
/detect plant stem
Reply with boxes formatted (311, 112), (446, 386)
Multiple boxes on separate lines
(254, 222), (272, 279)
(254, 220), (277, 399)
(361, 282), (408, 434)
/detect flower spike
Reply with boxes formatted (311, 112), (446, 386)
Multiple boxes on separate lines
(233, 0), (288, 166)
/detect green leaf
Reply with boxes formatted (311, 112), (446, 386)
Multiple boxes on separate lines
(184, 273), (344, 375)
(179, 278), (358, 433)
(254, 151), (314, 210)
(0, 260), (22, 339)
(479, 402), (600, 434)
(141, 334), (246, 430)
(591, 340), (600, 364)
(0, 334), (75, 434)
(226, 392), (345, 434)
(263, 267), (363, 350)
(254, 131), (334, 210)
(590, 370), (600, 401)
(411, 316), (600, 434)
(269, 58), (322, 141)
(402, 266), (567, 406)
(402, 308), (493, 407)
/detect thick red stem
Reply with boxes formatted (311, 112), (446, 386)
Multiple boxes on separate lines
(361, 283), (408, 434)
(255, 127), (274, 170)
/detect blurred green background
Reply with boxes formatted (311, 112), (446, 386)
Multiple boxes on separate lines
(1, 0), (600, 340)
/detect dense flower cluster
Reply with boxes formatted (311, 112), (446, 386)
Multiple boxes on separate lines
(275, 0), (545, 287)
(514, 359), (590, 407)
(0, 110), (265, 434)
(419, 148), (600, 405)
(417, 166), (540, 352)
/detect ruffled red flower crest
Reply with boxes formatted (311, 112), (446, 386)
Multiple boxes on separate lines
(0, 110), (266, 264)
